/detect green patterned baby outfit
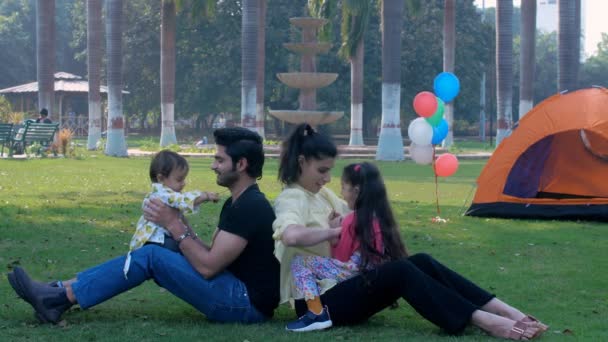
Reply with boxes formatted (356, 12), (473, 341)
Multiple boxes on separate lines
(123, 183), (202, 277)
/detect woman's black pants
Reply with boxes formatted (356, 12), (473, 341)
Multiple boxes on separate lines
(295, 253), (495, 334)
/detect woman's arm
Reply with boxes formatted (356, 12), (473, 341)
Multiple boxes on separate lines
(281, 224), (341, 247)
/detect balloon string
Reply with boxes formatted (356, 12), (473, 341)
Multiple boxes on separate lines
(433, 146), (441, 216)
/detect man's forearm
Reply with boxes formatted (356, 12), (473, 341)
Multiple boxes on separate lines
(166, 220), (217, 278)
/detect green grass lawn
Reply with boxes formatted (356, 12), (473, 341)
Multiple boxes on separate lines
(1, 153), (605, 341)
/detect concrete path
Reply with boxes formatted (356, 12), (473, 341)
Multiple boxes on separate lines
(126, 145), (492, 160)
(0, 144), (492, 160)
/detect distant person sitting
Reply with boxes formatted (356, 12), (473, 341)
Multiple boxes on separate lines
(195, 136), (208, 148)
(35, 109), (52, 124)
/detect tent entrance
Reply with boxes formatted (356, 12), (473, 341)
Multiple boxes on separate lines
(503, 130), (608, 200)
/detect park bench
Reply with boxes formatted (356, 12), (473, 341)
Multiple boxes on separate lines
(0, 123), (13, 156)
(9, 121), (59, 156)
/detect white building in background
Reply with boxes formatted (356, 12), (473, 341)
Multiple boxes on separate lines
(537, 0), (587, 60)
(537, 0), (557, 32)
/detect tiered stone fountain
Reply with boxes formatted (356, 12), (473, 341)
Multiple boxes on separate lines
(269, 17), (343, 126)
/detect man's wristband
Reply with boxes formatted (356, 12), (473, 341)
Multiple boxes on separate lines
(175, 231), (192, 245)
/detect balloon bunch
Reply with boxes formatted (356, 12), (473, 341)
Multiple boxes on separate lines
(408, 72), (460, 177)
(408, 72), (461, 223)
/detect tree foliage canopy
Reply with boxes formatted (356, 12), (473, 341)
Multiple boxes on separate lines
(0, 0), (605, 136)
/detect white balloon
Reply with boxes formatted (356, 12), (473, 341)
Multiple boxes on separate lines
(408, 117), (433, 145)
(409, 143), (434, 165)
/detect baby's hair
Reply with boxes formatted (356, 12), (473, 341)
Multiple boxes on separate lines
(342, 162), (408, 269)
(149, 150), (189, 183)
(278, 123), (337, 185)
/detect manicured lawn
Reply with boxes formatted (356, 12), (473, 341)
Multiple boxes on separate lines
(1, 153), (605, 341)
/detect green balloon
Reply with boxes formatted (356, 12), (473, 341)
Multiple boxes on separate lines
(426, 97), (444, 127)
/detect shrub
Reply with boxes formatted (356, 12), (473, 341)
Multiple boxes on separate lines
(58, 128), (74, 155)
(0, 96), (12, 122)
(8, 112), (25, 124)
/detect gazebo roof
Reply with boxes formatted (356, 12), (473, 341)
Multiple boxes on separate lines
(0, 72), (128, 94)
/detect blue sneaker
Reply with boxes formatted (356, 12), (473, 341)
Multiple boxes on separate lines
(286, 307), (333, 332)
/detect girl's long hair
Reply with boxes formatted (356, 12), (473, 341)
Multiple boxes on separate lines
(278, 123), (337, 185)
(343, 162), (408, 270)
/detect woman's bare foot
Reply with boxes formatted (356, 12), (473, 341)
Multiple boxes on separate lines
(482, 298), (549, 333)
(482, 298), (527, 321)
(521, 315), (549, 333)
(471, 310), (542, 340)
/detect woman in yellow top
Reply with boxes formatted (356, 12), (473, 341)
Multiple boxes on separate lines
(272, 124), (548, 339)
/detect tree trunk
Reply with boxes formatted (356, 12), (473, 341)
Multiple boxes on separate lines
(87, 0), (103, 150)
(558, 0), (580, 92)
(495, 0), (513, 146)
(255, 0), (266, 138)
(104, 0), (127, 156)
(160, 0), (177, 147)
(241, 0), (258, 132)
(349, 39), (364, 146)
(36, 0), (55, 119)
(518, 0), (536, 119)
(376, 0), (404, 161)
(442, 0), (455, 147)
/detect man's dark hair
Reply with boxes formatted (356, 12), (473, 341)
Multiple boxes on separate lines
(213, 127), (264, 179)
(149, 150), (189, 183)
(40, 108), (48, 117)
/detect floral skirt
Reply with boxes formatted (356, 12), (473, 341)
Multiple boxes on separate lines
(290, 252), (362, 300)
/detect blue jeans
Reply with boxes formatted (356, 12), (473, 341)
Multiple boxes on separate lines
(71, 245), (267, 323)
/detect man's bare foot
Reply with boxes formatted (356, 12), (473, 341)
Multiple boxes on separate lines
(472, 310), (542, 340)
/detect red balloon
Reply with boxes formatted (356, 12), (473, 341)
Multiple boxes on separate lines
(413, 91), (438, 118)
(434, 153), (459, 177)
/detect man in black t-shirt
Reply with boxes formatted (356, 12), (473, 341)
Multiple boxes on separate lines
(7, 128), (280, 324)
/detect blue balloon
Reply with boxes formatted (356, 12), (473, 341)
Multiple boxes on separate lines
(433, 72), (460, 103)
(431, 119), (449, 145)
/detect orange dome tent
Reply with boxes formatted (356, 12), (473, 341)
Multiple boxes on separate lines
(466, 87), (608, 221)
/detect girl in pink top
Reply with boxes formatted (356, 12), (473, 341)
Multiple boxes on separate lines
(287, 162), (407, 332)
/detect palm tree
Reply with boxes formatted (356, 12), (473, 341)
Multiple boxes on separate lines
(86, 0), (103, 150)
(36, 0), (55, 120)
(162, 0), (215, 146)
(376, 0), (405, 160)
(241, 0), (259, 132)
(348, 38), (365, 146)
(255, 0), (267, 138)
(518, 0), (536, 119)
(308, 0), (371, 146)
(495, 0), (513, 146)
(558, 0), (580, 92)
(343, 1), (371, 146)
(104, 0), (127, 156)
(160, 0), (177, 147)
(441, 0), (455, 147)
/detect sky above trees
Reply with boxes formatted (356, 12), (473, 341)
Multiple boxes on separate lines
(474, 0), (606, 56)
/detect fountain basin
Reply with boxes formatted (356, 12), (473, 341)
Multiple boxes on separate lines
(283, 42), (332, 55)
(277, 72), (337, 89)
(268, 110), (344, 126)
(289, 17), (328, 29)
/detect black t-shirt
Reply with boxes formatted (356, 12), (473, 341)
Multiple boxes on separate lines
(218, 184), (279, 317)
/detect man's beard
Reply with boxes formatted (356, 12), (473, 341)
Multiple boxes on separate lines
(216, 169), (239, 187)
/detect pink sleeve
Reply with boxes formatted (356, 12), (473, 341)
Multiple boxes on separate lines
(331, 213), (384, 261)
(330, 212), (358, 262)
